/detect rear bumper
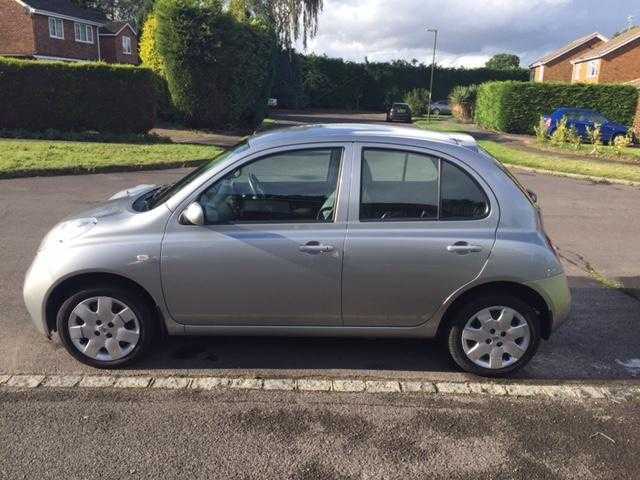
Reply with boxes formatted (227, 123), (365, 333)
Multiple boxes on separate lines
(526, 273), (572, 333)
(390, 114), (411, 122)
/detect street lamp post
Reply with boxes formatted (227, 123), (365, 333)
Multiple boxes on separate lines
(426, 28), (438, 124)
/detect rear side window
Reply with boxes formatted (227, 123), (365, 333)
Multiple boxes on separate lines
(440, 161), (490, 220)
(360, 148), (489, 222)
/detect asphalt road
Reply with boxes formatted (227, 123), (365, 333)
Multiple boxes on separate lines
(1, 166), (640, 381)
(2, 388), (638, 480)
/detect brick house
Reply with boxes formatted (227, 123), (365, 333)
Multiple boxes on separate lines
(0, 0), (138, 64)
(570, 27), (640, 84)
(529, 32), (608, 83)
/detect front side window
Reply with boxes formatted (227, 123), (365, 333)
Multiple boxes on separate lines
(199, 148), (343, 224)
(74, 23), (93, 44)
(360, 148), (489, 222)
(49, 17), (64, 39)
(122, 36), (132, 54)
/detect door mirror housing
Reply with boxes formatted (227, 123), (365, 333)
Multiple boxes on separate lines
(180, 202), (205, 226)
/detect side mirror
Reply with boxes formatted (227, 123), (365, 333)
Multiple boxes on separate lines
(180, 202), (205, 226)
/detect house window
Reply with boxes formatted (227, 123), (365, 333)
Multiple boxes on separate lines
(74, 23), (94, 44)
(122, 36), (132, 55)
(588, 60), (599, 79)
(48, 17), (64, 39)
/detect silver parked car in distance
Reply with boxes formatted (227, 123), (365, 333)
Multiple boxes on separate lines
(23, 124), (571, 376)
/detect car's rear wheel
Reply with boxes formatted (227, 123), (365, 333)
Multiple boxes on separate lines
(56, 286), (155, 368)
(444, 294), (541, 377)
(610, 133), (625, 146)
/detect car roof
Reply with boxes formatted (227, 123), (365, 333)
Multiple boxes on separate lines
(555, 108), (597, 114)
(248, 123), (479, 152)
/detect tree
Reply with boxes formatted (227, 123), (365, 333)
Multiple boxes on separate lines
(72, 0), (155, 29)
(485, 53), (520, 70)
(226, 0), (323, 48)
(155, 0), (276, 130)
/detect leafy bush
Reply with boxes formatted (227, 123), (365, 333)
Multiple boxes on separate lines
(534, 117), (550, 143)
(586, 124), (603, 155)
(0, 57), (156, 133)
(475, 81), (639, 134)
(155, 0), (276, 131)
(613, 132), (634, 156)
(550, 117), (581, 148)
(403, 88), (431, 116)
(449, 84), (478, 105)
(449, 84), (478, 122)
(139, 14), (177, 122)
(139, 14), (166, 77)
(272, 53), (529, 110)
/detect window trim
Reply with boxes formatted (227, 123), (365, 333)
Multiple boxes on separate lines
(74, 22), (94, 44)
(122, 35), (132, 55)
(189, 146), (347, 226)
(48, 17), (64, 40)
(357, 146), (491, 223)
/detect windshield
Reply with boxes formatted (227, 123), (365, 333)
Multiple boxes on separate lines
(144, 141), (249, 210)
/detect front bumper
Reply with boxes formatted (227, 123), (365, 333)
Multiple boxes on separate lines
(526, 273), (572, 333)
(23, 251), (54, 337)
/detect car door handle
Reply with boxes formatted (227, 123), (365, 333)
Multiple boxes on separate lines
(446, 242), (483, 254)
(299, 242), (335, 254)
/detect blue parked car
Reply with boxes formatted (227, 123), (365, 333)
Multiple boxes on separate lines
(543, 108), (631, 144)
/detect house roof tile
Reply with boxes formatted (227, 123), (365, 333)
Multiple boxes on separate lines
(572, 27), (640, 64)
(101, 21), (136, 35)
(19, 0), (107, 24)
(529, 32), (608, 68)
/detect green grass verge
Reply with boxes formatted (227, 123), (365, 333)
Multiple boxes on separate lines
(412, 117), (470, 133)
(0, 139), (223, 178)
(479, 141), (640, 183)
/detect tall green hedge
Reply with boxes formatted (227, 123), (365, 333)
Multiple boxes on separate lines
(272, 53), (529, 110)
(475, 81), (640, 133)
(0, 57), (156, 133)
(155, 0), (276, 131)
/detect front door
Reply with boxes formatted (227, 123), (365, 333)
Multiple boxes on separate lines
(161, 145), (350, 326)
(342, 145), (499, 327)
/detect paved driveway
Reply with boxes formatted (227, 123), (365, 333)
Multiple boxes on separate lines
(1, 165), (639, 381)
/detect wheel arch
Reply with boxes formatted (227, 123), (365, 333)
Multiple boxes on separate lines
(45, 272), (162, 335)
(436, 281), (553, 340)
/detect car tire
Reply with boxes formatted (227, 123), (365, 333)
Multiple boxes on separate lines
(610, 134), (624, 146)
(432, 109), (440, 116)
(56, 285), (156, 369)
(444, 294), (541, 377)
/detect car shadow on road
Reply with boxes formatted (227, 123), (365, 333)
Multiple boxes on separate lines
(124, 275), (640, 381)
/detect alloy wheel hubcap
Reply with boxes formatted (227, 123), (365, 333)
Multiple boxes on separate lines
(461, 306), (531, 370)
(68, 296), (141, 361)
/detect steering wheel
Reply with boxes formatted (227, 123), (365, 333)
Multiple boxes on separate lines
(248, 173), (266, 199)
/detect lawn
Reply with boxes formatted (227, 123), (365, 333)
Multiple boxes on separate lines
(0, 139), (223, 178)
(479, 141), (640, 183)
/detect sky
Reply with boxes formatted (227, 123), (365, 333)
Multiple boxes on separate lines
(297, 0), (639, 68)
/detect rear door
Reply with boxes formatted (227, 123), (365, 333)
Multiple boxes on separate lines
(341, 144), (499, 327)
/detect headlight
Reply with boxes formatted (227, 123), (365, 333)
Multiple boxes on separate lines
(39, 218), (98, 251)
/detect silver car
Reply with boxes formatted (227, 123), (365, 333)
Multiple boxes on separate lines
(23, 124), (570, 376)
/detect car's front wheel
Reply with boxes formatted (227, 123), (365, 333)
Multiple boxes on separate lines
(56, 285), (156, 368)
(444, 294), (541, 377)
